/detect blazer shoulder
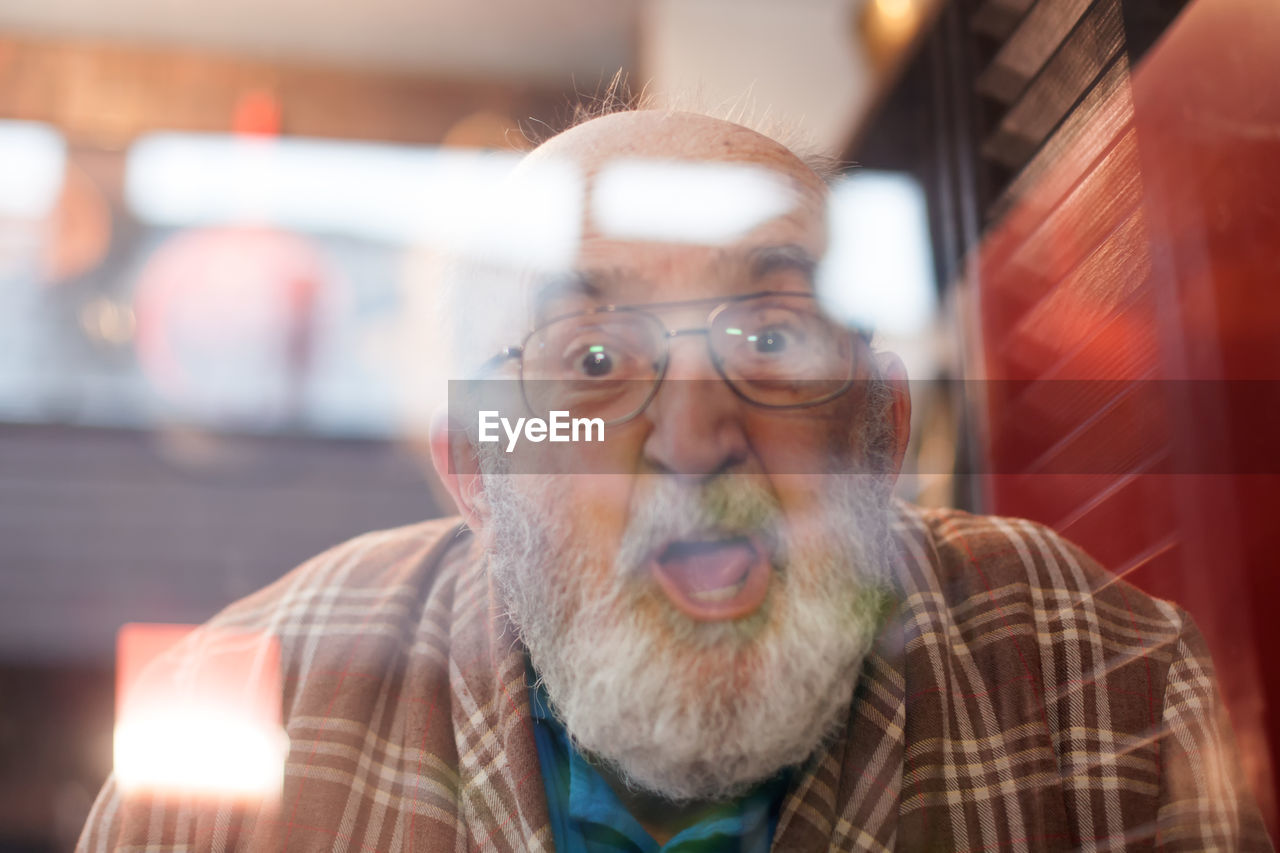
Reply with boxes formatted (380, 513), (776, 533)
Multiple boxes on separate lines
(894, 501), (1180, 636)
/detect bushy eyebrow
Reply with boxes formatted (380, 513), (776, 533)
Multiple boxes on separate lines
(744, 243), (817, 283)
(533, 270), (602, 309)
(531, 268), (631, 323)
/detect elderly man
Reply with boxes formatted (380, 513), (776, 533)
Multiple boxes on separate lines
(80, 110), (1269, 851)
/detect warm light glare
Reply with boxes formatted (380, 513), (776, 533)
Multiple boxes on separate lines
(78, 297), (136, 345)
(114, 708), (289, 799)
(863, 0), (923, 51)
(115, 623), (285, 802)
(875, 0), (915, 22)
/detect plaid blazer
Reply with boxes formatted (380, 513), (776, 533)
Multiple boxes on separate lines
(79, 502), (1272, 851)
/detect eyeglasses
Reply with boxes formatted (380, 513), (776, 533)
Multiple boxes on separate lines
(480, 291), (867, 426)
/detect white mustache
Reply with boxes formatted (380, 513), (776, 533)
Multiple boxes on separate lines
(614, 478), (786, 577)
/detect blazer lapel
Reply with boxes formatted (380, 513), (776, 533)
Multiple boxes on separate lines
(772, 605), (909, 851)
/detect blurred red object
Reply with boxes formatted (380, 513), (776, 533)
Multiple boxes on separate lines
(233, 89), (282, 137)
(132, 226), (324, 426)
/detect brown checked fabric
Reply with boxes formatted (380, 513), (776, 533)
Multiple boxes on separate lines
(78, 503), (1272, 851)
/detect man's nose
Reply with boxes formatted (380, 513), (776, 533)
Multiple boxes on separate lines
(641, 334), (750, 480)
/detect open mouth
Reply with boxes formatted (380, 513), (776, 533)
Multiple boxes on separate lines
(650, 534), (772, 621)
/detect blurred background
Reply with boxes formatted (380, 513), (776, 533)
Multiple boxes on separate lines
(1, 0), (1278, 848)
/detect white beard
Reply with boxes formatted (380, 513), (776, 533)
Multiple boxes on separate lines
(481, 464), (896, 803)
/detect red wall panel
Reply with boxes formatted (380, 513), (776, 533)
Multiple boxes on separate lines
(973, 0), (1280, 832)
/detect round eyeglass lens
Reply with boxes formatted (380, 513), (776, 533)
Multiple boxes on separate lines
(710, 294), (855, 406)
(521, 311), (665, 423)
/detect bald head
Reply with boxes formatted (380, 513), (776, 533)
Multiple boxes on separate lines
(517, 109), (832, 268)
(527, 110), (830, 199)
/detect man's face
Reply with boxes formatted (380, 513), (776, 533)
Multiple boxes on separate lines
(467, 112), (904, 802)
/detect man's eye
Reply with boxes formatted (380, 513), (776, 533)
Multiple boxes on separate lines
(577, 348), (614, 377)
(752, 327), (792, 354)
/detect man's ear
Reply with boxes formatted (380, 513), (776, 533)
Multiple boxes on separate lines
(874, 350), (912, 490)
(429, 411), (487, 531)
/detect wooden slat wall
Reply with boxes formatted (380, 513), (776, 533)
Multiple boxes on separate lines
(981, 0), (1124, 169)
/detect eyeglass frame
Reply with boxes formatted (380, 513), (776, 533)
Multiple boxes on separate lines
(477, 290), (874, 427)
